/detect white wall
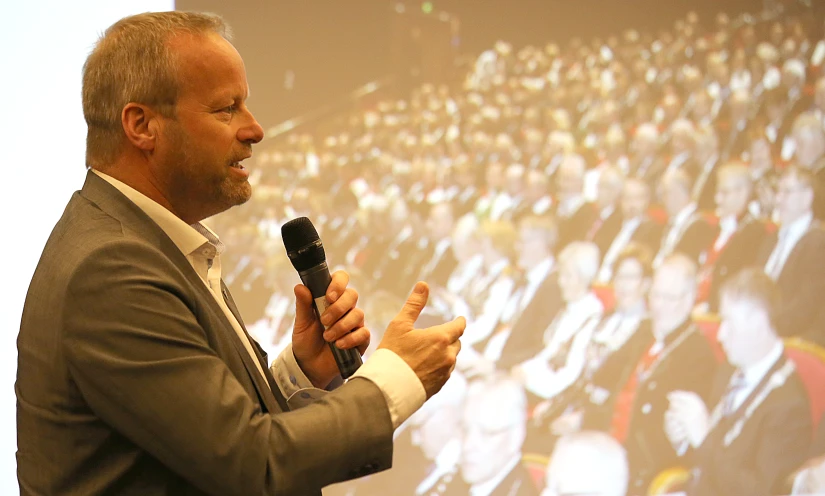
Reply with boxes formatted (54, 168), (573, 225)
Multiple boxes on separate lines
(0, 0), (174, 492)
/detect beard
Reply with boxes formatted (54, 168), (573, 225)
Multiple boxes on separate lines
(163, 122), (252, 220)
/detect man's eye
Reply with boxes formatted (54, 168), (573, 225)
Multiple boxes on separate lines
(219, 105), (237, 113)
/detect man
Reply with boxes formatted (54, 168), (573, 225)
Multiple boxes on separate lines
(586, 165), (624, 257)
(698, 163), (771, 311)
(432, 376), (538, 496)
(542, 431), (629, 496)
(415, 201), (459, 292)
(630, 123), (665, 183)
(495, 216), (563, 371)
(690, 124), (722, 212)
(758, 166), (825, 345)
(789, 113), (825, 220)
(618, 255), (717, 494)
(665, 269), (812, 496)
(512, 242), (604, 403)
(16, 12), (465, 495)
(655, 168), (718, 268)
(595, 178), (663, 284)
(554, 154), (597, 250)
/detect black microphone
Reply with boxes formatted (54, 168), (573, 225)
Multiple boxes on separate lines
(281, 217), (362, 379)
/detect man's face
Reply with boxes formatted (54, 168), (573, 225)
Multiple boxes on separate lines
(613, 258), (647, 310)
(621, 181), (649, 219)
(153, 33), (264, 222)
(715, 175), (748, 218)
(718, 296), (760, 369)
(517, 226), (548, 270)
(775, 173), (812, 225)
(426, 204), (454, 240)
(648, 265), (693, 334)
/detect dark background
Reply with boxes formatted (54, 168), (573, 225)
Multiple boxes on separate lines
(178, 0), (763, 129)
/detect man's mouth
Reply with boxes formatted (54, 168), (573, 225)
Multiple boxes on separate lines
(229, 161), (245, 170)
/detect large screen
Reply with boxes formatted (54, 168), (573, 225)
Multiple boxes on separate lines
(6, 0), (825, 495)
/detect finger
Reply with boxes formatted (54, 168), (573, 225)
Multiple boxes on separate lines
(293, 284), (320, 334)
(326, 270), (350, 304)
(334, 326), (371, 352)
(320, 287), (359, 328)
(393, 282), (430, 325)
(323, 307), (366, 342)
(428, 316), (466, 342)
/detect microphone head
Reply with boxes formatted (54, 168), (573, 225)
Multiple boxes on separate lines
(281, 217), (327, 272)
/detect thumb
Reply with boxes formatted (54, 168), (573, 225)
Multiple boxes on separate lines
(394, 281), (430, 326)
(293, 284), (319, 334)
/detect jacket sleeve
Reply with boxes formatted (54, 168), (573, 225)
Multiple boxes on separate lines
(62, 239), (394, 496)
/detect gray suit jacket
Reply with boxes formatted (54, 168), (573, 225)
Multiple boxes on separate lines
(16, 171), (394, 495)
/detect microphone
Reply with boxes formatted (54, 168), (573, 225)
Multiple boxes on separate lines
(281, 217), (362, 379)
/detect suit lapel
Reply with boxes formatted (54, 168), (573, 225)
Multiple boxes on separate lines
(220, 281), (290, 412)
(80, 172), (286, 414)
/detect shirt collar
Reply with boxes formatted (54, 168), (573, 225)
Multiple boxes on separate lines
(469, 454), (521, 496)
(741, 341), (784, 387)
(673, 203), (697, 228)
(527, 257), (554, 286)
(780, 212), (813, 238)
(92, 169), (212, 257)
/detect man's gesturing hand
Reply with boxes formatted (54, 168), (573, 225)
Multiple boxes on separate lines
(378, 282), (465, 398)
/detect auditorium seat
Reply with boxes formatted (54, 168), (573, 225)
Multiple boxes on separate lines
(784, 337), (825, 437)
(521, 452), (549, 492)
(647, 466), (690, 495)
(591, 284), (616, 313)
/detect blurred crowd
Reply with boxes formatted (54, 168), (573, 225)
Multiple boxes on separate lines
(209, 1), (825, 495)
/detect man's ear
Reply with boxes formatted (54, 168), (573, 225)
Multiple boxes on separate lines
(121, 103), (159, 152)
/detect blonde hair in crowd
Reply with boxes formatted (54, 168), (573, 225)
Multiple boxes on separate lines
(82, 11), (231, 169)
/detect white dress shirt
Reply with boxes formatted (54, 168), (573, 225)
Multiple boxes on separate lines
(727, 342), (784, 413)
(469, 454), (522, 496)
(520, 292), (604, 399)
(713, 215), (739, 251)
(655, 203), (697, 267)
(597, 217), (642, 283)
(415, 438), (462, 495)
(94, 170), (424, 428)
(764, 213), (812, 280)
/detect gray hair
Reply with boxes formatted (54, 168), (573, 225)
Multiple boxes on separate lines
(82, 11), (231, 168)
(558, 241), (601, 286)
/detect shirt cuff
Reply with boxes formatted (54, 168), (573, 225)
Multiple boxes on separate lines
(351, 348), (426, 429)
(270, 344), (331, 409)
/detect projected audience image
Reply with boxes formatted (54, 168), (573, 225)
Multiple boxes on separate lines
(184, 0), (825, 494)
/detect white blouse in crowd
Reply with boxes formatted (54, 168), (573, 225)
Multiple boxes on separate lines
(518, 291), (604, 399)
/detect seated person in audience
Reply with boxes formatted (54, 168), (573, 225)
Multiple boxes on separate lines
(586, 165), (625, 257)
(554, 154), (597, 250)
(464, 215), (562, 375)
(697, 163), (771, 312)
(511, 241), (604, 402)
(665, 269), (812, 496)
(542, 431), (629, 496)
(655, 168), (719, 268)
(447, 221), (518, 348)
(788, 113), (825, 221)
(595, 177), (663, 284)
(548, 244), (655, 435)
(431, 376), (538, 496)
(618, 254), (717, 495)
(759, 166), (825, 345)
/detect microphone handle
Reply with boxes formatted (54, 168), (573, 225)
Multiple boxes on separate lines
(298, 262), (363, 379)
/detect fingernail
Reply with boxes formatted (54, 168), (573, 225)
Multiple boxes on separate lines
(321, 314), (331, 326)
(414, 283), (426, 294)
(323, 330), (333, 341)
(328, 291), (338, 302)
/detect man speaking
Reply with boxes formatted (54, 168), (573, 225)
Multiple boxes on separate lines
(15, 11), (465, 496)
